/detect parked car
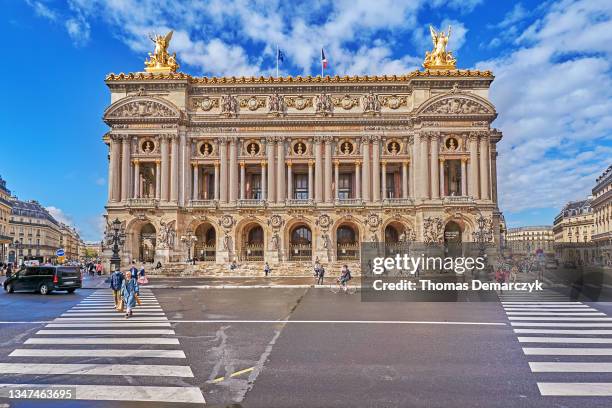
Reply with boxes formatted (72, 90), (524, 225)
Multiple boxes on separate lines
(3, 266), (81, 295)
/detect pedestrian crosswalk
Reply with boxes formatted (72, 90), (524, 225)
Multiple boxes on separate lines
(0, 288), (206, 404)
(500, 290), (612, 397)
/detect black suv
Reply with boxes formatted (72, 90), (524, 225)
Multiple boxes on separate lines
(3, 266), (81, 295)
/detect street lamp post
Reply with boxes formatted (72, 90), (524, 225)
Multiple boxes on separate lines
(472, 215), (493, 276)
(108, 218), (125, 272)
(180, 232), (198, 264)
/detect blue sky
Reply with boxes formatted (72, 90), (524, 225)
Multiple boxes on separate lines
(1, 0), (611, 241)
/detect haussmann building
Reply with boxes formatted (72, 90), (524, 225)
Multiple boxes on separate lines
(102, 29), (503, 274)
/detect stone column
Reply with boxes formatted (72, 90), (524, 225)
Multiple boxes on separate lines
(334, 160), (340, 200)
(461, 158), (467, 196)
(261, 161), (267, 200)
(109, 136), (121, 202)
(229, 138), (238, 203)
(287, 161), (293, 200)
(491, 149), (498, 203)
(266, 138), (276, 203)
(411, 134), (419, 198)
(277, 138), (286, 202)
(170, 136), (179, 202)
(439, 159), (445, 198)
(314, 138), (323, 202)
(121, 136), (131, 202)
(430, 135), (439, 199)
(107, 142), (113, 202)
(372, 137), (380, 202)
(402, 162), (408, 198)
(133, 160), (140, 199)
(420, 134), (429, 198)
(192, 164), (199, 200)
(381, 161), (387, 199)
(155, 160), (161, 200)
(160, 136), (170, 202)
(469, 134), (479, 198)
(214, 161), (220, 201)
(362, 138), (371, 202)
(479, 136), (490, 200)
(219, 140), (228, 203)
(179, 132), (188, 207)
(324, 138), (333, 202)
(240, 161), (246, 200)
(308, 160), (314, 200)
(355, 161), (361, 199)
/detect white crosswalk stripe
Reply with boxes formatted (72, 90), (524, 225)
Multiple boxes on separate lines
(0, 289), (205, 404)
(499, 289), (612, 398)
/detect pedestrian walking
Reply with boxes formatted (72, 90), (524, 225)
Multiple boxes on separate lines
(110, 268), (124, 311)
(313, 260), (321, 283)
(230, 260), (238, 271)
(129, 261), (138, 277)
(138, 263), (148, 285)
(317, 266), (325, 285)
(95, 262), (103, 276)
(121, 270), (139, 318)
(264, 262), (271, 277)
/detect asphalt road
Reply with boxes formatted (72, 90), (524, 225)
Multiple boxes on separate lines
(0, 284), (612, 407)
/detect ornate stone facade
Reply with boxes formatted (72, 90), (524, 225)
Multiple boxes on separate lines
(102, 69), (503, 270)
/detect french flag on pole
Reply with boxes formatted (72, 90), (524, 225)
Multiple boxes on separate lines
(321, 48), (328, 68)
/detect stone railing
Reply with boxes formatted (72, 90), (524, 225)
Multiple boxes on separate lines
(127, 198), (159, 208)
(238, 199), (266, 208)
(335, 198), (364, 206)
(287, 198), (314, 206)
(382, 198), (414, 206)
(443, 196), (475, 204)
(189, 199), (217, 208)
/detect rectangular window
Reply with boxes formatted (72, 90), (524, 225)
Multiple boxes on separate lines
(250, 174), (262, 199)
(385, 172), (395, 198)
(294, 174), (308, 200)
(338, 174), (352, 199)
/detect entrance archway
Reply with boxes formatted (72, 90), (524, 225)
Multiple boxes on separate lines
(444, 221), (462, 258)
(242, 223), (264, 261)
(336, 224), (359, 261)
(385, 222), (405, 256)
(289, 224), (312, 261)
(139, 223), (157, 263)
(194, 223), (216, 262)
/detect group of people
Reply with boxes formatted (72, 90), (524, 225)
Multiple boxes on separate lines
(84, 261), (104, 276)
(314, 261), (353, 288)
(109, 262), (148, 318)
(1, 262), (13, 277)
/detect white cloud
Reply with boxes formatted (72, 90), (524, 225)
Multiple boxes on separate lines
(25, 0), (58, 21)
(476, 0), (612, 214)
(46, 206), (74, 227)
(65, 16), (91, 46)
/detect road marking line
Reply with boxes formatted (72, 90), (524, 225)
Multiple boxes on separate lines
(211, 376), (225, 383)
(523, 348), (612, 355)
(538, 383), (612, 396)
(36, 329), (175, 335)
(515, 329), (612, 334)
(512, 322), (612, 327)
(509, 317), (612, 321)
(54, 317), (168, 321)
(46, 323), (172, 328)
(506, 312), (606, 317)
(530, 362), (612, 372)
(503, 308), (596, 312)
(502, 302), (584, 305)
(161, 320), (507, 325)
(230, 367), (254, 377)
(502, 305), (590, 308)
(25, 338), (180, 345)
(518, 337), (612, 344)
(62, 313), (166, 316)
(70, 307), (163, 311)
(0, 363), (193, 377)
(0, 384), (205, 403)
(9, 349), (185, 358)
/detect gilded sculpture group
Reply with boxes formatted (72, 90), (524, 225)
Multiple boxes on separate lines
(145, 25), (457, 74)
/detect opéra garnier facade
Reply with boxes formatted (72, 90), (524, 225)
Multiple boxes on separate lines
(103, 32), (503, 268)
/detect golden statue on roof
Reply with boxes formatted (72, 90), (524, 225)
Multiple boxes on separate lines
(144, 31), (179, 73)
(423, 25), (457, 70)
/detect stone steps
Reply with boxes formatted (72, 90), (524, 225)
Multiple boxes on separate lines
(150, 261), (361, 277)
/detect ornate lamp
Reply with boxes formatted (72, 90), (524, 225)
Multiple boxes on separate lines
(108, 218), (125, 272)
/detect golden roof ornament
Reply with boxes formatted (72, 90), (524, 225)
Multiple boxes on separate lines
(423, 25), (457, 70)
(144, 31), (179, 73)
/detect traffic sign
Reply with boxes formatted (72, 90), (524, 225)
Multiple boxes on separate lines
(56, 249), (65, 257)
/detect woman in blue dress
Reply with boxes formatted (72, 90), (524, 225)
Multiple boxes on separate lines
(121, 270), (139, 318)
